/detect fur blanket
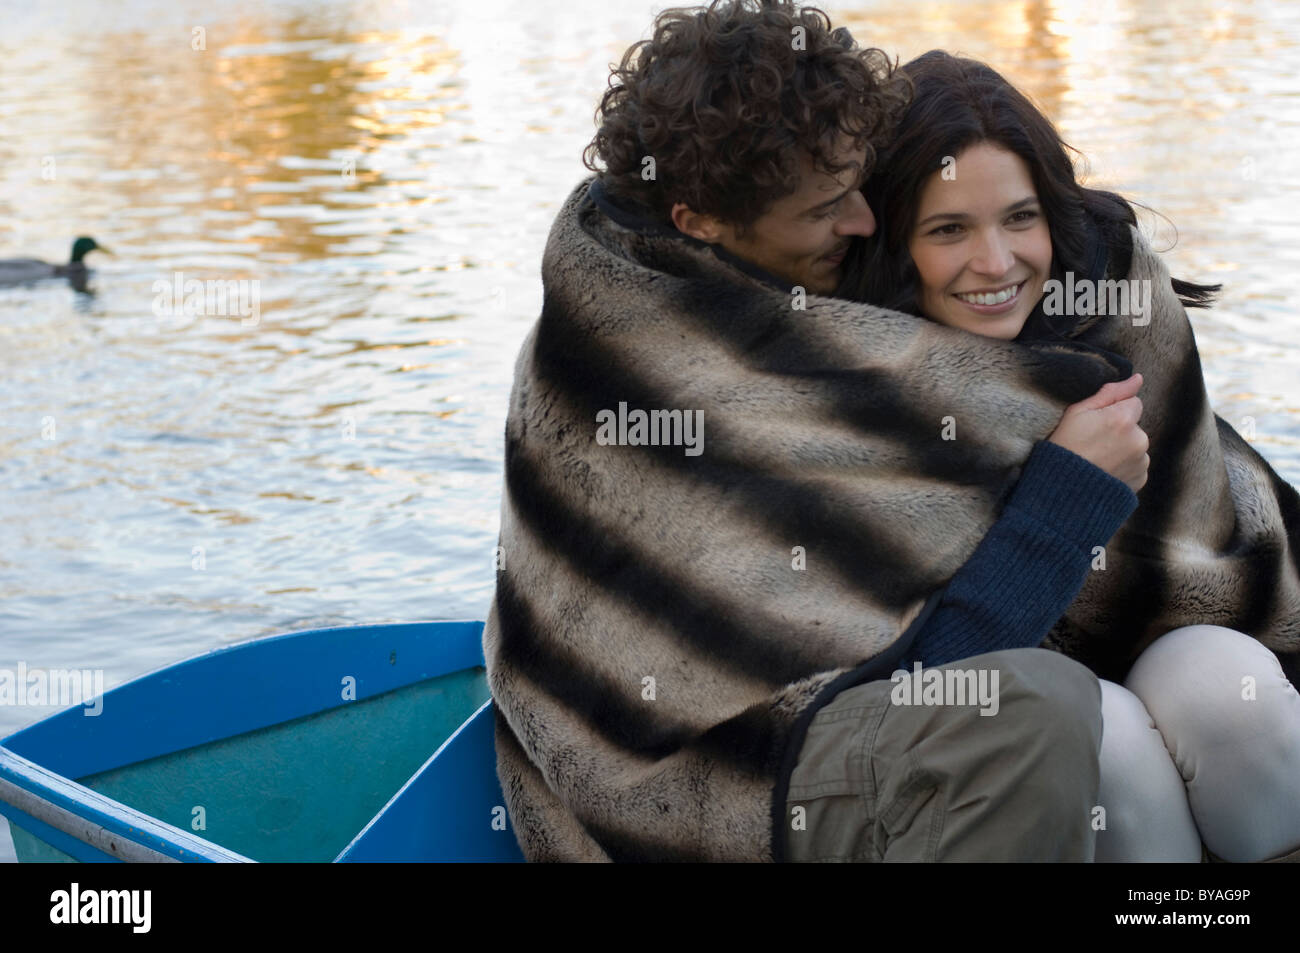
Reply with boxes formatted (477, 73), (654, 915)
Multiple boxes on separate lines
(482, 175), (1300, 862)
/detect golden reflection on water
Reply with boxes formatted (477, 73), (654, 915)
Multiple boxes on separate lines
(78, 22), (466, 264)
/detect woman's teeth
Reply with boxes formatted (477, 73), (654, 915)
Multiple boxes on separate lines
(956, 283), (1021, 306)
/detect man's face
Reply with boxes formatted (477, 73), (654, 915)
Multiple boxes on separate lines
(700, 144), (877, 295)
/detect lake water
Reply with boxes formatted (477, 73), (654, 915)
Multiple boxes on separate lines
(2, 0), (1298, 863)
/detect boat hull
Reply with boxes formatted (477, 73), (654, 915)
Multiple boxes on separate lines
(0, 620), (524, 862)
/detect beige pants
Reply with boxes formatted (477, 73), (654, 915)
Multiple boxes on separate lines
(784, 647), (1103, 862)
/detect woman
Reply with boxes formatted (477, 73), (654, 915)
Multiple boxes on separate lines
(840, 50), (1300, 863)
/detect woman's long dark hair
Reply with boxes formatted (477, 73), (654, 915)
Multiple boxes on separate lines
(839, 50), (1219, 339)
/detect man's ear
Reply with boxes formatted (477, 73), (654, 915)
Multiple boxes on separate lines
(671, 202), (726, 243)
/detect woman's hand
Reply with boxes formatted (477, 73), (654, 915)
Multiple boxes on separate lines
(1047, 372), (1149, 492)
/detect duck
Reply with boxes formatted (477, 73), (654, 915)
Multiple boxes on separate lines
(0, 237), (110, 286)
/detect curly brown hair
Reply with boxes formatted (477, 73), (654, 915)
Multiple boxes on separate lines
(582, 0), (911, 237)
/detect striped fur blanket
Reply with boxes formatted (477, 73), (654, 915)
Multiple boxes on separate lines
(483, 175), (1300, 862)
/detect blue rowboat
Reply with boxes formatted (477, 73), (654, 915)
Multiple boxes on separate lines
(0, 620), (524, 862)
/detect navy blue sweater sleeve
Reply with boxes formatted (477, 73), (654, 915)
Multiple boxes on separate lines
(900, 439), (1139, 669)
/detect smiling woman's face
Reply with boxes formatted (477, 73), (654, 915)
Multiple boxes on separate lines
(907, 142), (1052, 339)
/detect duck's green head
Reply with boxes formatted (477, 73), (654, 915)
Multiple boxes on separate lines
(70, 236), (107, 263)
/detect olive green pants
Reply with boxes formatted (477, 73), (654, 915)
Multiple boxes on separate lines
(784, 648), (1103, 862)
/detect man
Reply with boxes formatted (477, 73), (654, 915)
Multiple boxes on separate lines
(483, 0), (1117, 862)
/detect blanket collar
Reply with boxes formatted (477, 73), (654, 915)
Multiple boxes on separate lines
(586, 176), (809, 295)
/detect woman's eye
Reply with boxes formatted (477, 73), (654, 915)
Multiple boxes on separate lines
(1008, 209), (1039, 224)
(928, 223), (962, 236)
